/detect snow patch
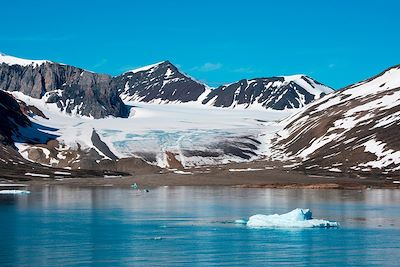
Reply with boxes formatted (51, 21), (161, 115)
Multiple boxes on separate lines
(228, 168), (264, 172)
(24, 172), (50, 178)
(0, 53), (49, 67)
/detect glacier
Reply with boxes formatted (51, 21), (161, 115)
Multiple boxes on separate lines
(11, 91), (293, 168)
(246, 208), (339, 228)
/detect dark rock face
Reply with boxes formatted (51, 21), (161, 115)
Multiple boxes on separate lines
(0, 90), (58, 146)
(0, 90), (31, 145)
(202, 76), (330, 110)
(0, 62), (128, 118)
(115, 61), (207, 103)
(91, 129), (118, 160)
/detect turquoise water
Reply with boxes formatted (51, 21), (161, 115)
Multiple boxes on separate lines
(1, 187), (400, 266)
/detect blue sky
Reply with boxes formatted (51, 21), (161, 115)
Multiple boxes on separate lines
(2, 0), (399, 88)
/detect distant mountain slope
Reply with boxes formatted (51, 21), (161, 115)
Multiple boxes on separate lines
(116, 61), (208, 103)
(273, 64), (400, 175)
(202, 75), (333, 110)
(0, 53), (128, 118)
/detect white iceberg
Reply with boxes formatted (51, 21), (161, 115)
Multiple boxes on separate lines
(246, 208), (339, 228)
(0, 190), (31, 195)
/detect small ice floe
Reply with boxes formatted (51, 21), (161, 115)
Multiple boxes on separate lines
(0, 190), (31, 195)
(393, 181), (400, 184)
(130, 183), (149, 192)
(234, 219), (247, 225)
(246, 208), (339, 228)
(131, 183), (139, 189)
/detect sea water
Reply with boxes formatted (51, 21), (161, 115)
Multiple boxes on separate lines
(1, 187), (400, 266)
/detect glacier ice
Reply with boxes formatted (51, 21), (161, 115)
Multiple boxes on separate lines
(0, 190), (31, 195)
(246, 208), (339, 228)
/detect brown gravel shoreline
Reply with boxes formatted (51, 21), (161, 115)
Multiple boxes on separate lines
(9, 160), (399, 190)
(9, 163), (400, 190)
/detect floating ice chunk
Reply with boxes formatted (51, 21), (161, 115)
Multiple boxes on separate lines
(0, 190), (31, 195)
(246, 208), (339, 228)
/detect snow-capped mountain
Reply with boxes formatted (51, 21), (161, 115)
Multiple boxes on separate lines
(116, 61), (209, 103)
(0, 53), (128, 119)
(0, 52), (338, 173)
(115, 60), (333, 110)
(202, 75), (333, 110)
(273, 64), (400, 175)
(1, 53), (332, 115)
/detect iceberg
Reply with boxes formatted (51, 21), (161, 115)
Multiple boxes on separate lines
(0, 190), (31, 195)
(246, 208), (339, 228)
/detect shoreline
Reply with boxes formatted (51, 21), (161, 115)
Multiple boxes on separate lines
(7, 160), (398, 190)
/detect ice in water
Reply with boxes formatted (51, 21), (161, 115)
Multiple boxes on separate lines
(246, 208), (339, 228)
(0, 190), (31, 195)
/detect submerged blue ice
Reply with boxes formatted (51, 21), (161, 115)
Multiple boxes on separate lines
(0, 190), (31, 195)
(246, 208), (339, 228)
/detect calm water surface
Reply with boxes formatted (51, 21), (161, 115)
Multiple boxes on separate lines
(1, 186), (400, 266)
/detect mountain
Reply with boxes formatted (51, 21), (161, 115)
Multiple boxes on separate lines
(115, 61), (333, 110)
(272, 64), (400, 176)
(116, 61), (209, 103)
(0, 53), (128, 119)
(1, 54), (332, 113)
(202, 75), (333, 110)
(0, 52), (339, 174)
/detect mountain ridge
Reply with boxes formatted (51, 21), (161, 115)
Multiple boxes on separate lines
(1, 53), (333, 114)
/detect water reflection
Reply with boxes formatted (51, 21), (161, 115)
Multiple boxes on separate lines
(1, 187), (400, 266)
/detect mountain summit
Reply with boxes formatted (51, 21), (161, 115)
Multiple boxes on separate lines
(202, 75), (333, 110)
(116, 60), (208, 103)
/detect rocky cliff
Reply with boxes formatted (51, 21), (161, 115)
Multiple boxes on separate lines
(0, 54), (128, 118)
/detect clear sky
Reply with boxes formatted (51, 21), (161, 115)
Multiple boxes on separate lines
(2, 0), (399, 88)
